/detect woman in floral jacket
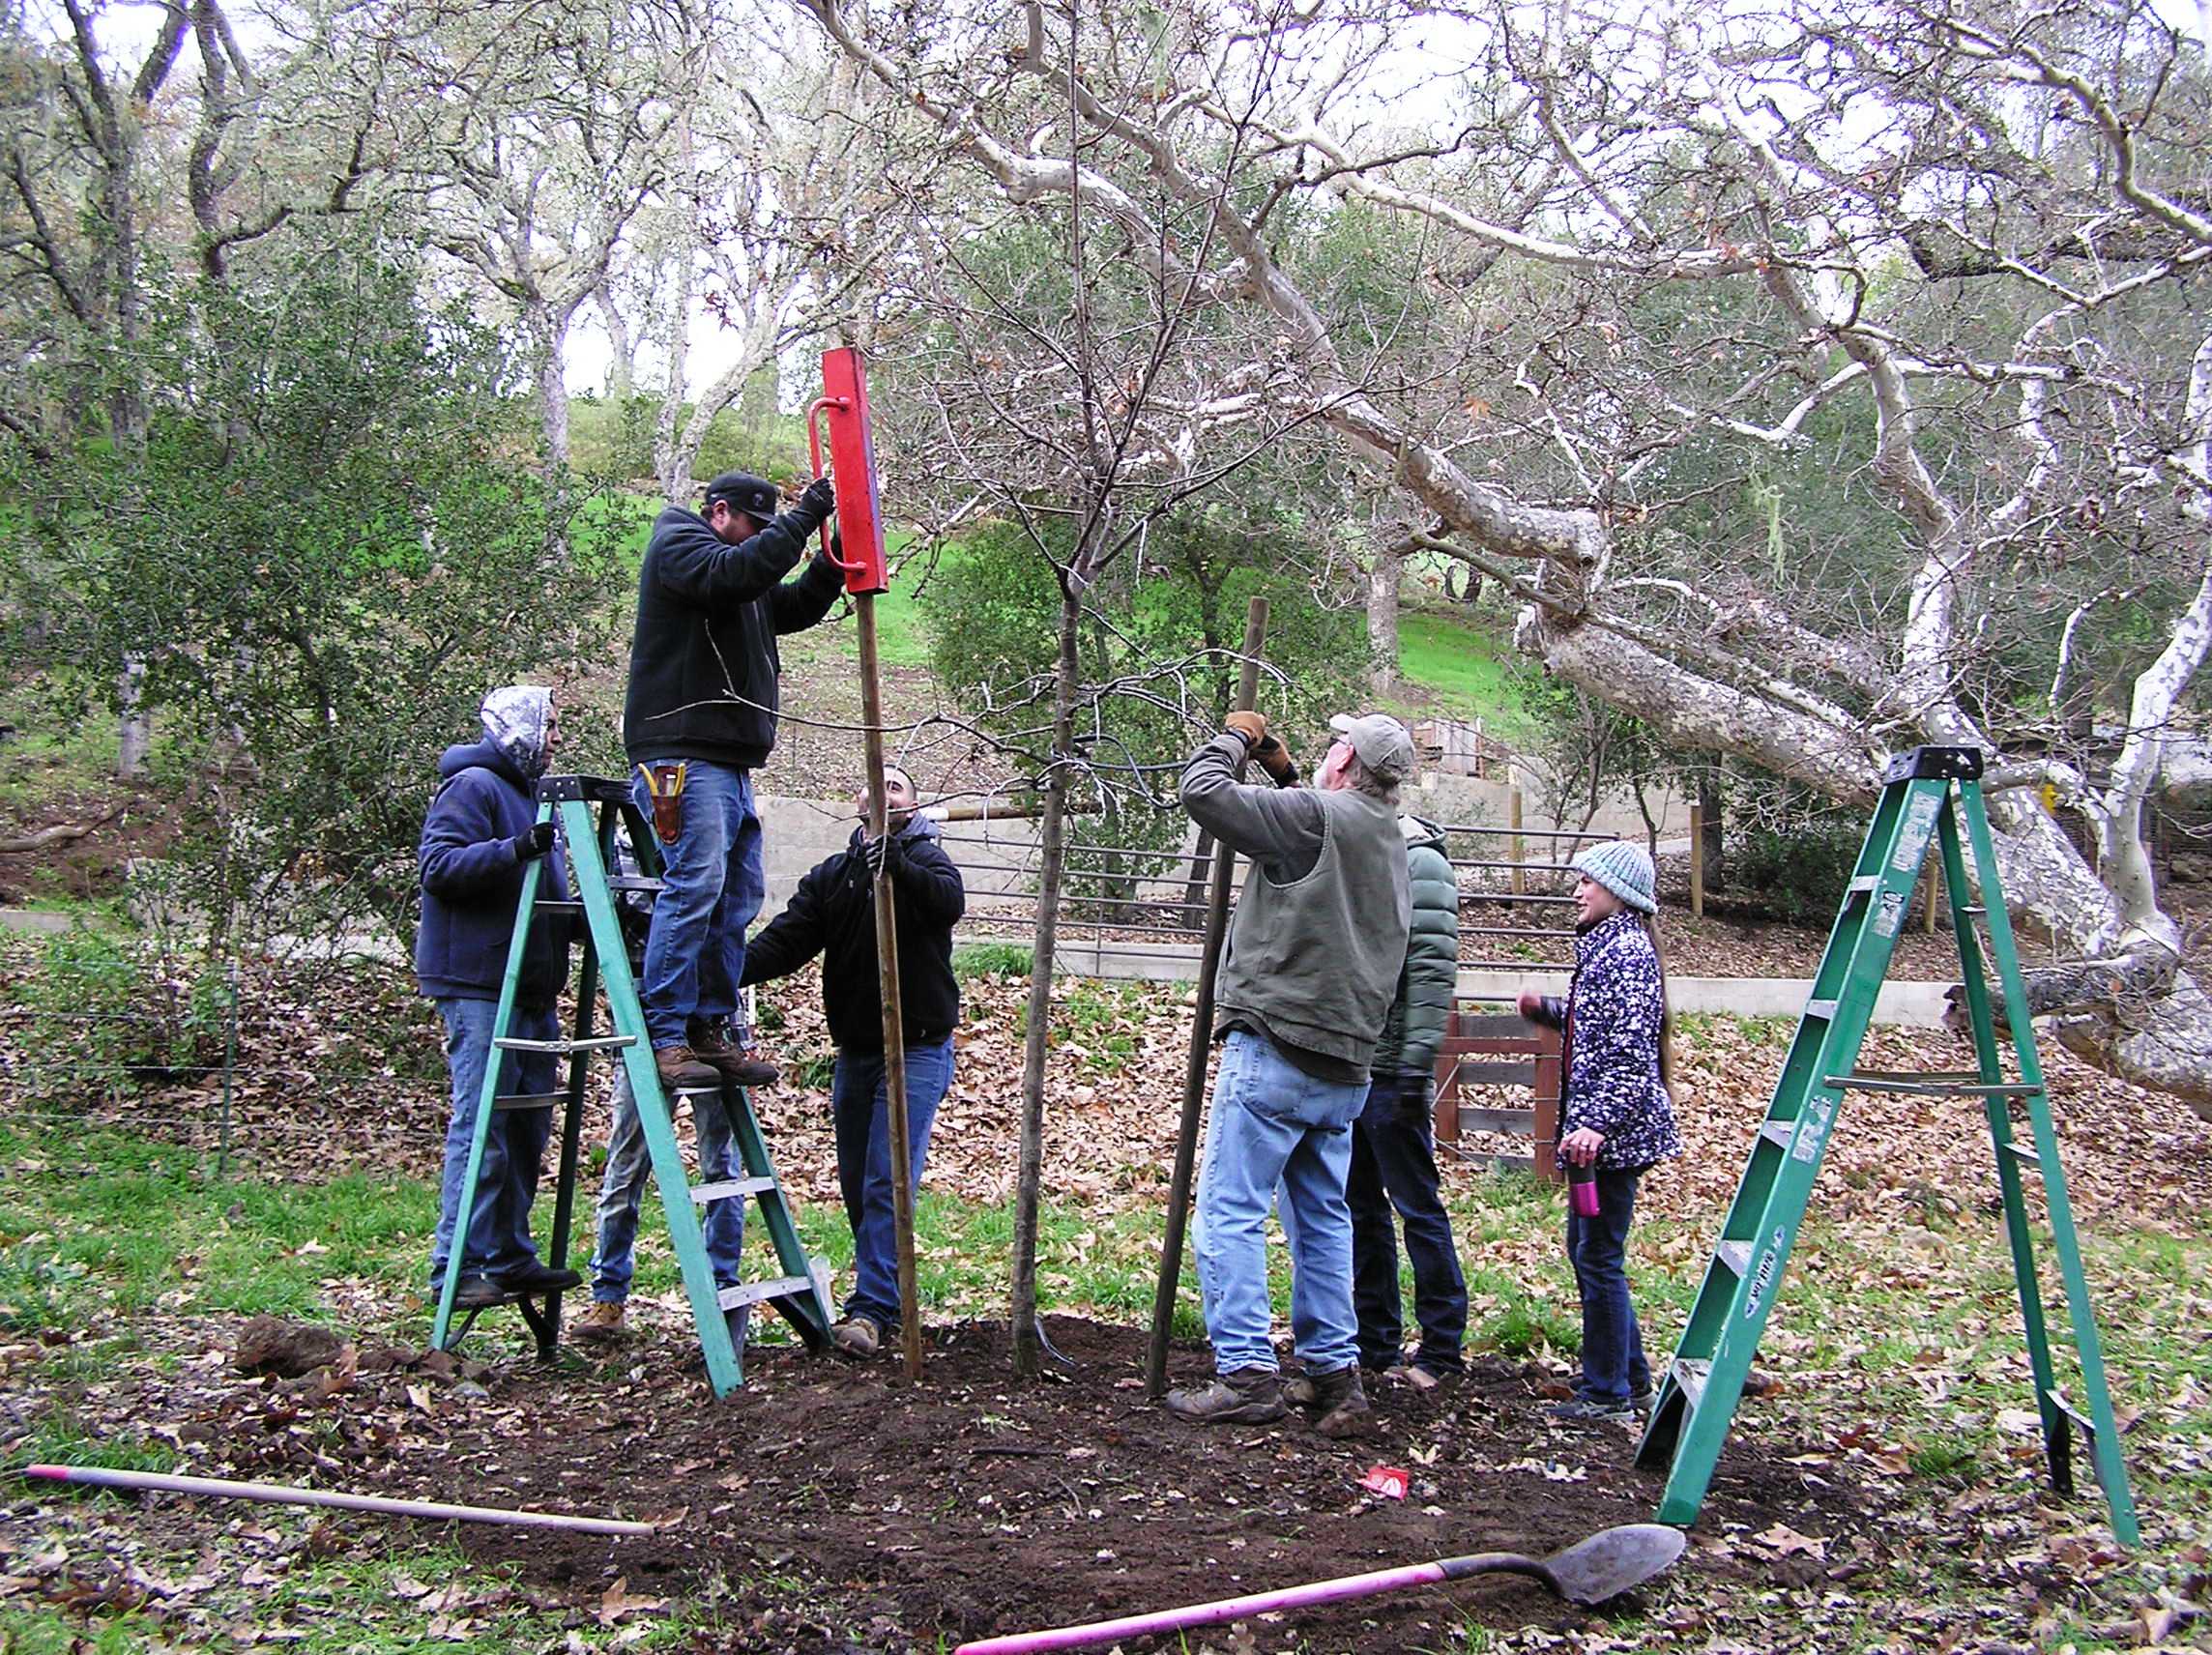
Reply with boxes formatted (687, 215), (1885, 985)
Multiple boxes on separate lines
(1518, 840), (1683, 1422)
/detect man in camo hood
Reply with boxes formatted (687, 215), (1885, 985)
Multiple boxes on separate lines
(415, 683), (579, 1310)
(479, 685), (557, 779)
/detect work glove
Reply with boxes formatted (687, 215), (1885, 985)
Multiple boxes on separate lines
(795, 476), (837, 525)
(511, 821), (557, 861)
(1398, 1072), (1436, 1121)
(862, 832), (900, 880)
(1223, 710), (1268, 751)
(1222, 711), (1296, 785)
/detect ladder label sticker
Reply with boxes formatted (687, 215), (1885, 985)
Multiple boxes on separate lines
(1791, 1092), (1836, 1162)
(1873, 888), (1906, 939)
(1890, 794), (1941, 873)
(1743, 1227), (1787, 1320)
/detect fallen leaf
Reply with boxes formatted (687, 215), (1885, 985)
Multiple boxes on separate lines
(1752, 1523), (1828, 1559)
(598, 1577), (668, 1627)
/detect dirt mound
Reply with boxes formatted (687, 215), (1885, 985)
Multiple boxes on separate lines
(308, 1315), (1869, 1651)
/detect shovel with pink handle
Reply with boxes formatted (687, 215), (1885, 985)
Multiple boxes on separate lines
(954, 1523), (1687, 1655)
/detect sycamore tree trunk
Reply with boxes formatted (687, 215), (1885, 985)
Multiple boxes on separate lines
(1009, 589), (1082, 1374)
(1366, 543), (1402, 697)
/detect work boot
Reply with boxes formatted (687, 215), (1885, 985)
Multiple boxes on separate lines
(450, 1271), (506, 1309)
(689, 1021), (779, 1089)
(830, 1315), (882, 1359)
(494, 1260), (582, 1294)
(1164, 1368), (1287, 1425)
(655, 1043), (721, 1091)
(572, 1300), (627, 1344)
(1292, 1365), (1371, 1437)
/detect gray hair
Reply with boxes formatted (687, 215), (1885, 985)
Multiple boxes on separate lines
(1345, 754), (1401, 807)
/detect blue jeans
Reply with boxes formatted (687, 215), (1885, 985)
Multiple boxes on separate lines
(1347, 1073), (1467, 1371)
(586, 1069), (745, 1300)
(430, 998), (557, 1281)
(1194, 1031), (1367, 1377)
(1566, 1167), (1650, 1406)
(632, 760), (763, 1050)
(832, 1038), (955, 1328)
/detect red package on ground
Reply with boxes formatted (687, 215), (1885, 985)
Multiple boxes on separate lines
(1358, 1465), (1411, 1499)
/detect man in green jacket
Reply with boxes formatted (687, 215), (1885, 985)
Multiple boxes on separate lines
(1166, 711), (1413, 1437)
(1347, 813), (1467, 1385)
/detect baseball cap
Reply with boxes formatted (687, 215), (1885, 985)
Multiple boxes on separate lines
(701, 472), (779, 522)
(1328, 712), (1416, 783)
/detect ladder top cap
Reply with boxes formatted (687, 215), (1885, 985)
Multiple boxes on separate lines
(537, 773), (632, 804)
(1883, 746), (1984, 784)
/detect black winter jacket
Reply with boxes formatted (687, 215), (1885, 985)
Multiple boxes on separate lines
(414, 741), (572, 1009)
(623, 504), (845, 769)
(739, 820), (966, 1054)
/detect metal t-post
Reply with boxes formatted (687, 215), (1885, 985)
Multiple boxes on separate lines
(1145, 597), (1268, 1399)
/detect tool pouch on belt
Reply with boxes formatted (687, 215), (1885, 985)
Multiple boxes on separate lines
(637, 761), (687, 845)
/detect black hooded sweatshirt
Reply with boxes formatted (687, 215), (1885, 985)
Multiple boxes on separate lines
(623, 503), (845, 769)
(739, 819), (966, 1054)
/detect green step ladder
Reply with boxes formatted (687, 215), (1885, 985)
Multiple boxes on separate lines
(1636, 746), (2137, 1543)
(429, 773), (831, 1394)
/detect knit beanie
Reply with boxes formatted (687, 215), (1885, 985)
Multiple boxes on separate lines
(1571, 840), (1657, 915)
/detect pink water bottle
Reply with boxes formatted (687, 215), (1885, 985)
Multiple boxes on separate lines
(1568, 1157), (1601, 1218)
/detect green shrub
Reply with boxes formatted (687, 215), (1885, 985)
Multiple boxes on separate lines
(1728, 822), (1863, 924)
(952, 943), (1033, 981)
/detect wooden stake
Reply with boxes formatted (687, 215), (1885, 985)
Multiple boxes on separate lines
(1508, 789), (1525, 897)
(1146, 597), (1268, 1401)
(857, 589), (922, 1380)
(1688, 801), (1704, 920)
(23, 1465), (655, 1535)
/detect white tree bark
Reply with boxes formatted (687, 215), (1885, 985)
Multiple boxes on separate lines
(1365, 543), (1402, 695)
(800, 0), (2212, 1114)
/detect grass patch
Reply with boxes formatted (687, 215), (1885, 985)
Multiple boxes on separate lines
(1392, 608), (1533, 733)
(0, 1124), (429, 1323)
(5, 1410), (178, 1475)
(1, 1094), (2207, 1652)
(952, 942), (1033, 981)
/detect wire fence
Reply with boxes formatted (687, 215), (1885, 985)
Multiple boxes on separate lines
(934, 812), (1612, 963)
(1, 796), (1607, 1178)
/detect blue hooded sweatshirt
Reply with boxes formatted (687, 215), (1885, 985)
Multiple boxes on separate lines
(413, 688), (571, 1008)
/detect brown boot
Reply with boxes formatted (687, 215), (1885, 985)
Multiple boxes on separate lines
(830, 1316), (881, 1359)
(1295, 1365), (1372, 1437)
(689, 1022), (779, 1089)
(1164, 1368), (1287, 1425)
(573, 1300), (627, 1344)
(655, 1044), (720, 1091)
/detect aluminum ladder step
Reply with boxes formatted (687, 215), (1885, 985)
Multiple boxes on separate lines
(690, 1176), (778, 1204)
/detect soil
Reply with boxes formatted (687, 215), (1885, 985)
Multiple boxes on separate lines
(0, 781), (179, 909)
(204, 1315), (1863, 1652)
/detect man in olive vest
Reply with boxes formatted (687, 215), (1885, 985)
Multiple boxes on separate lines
(1167, 711), (1413, 1436)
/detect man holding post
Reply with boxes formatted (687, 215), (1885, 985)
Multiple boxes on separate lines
(1167, 711), (1414, 1435)
(737, 764), (965, 1357)
(624, 471), (845, 1093)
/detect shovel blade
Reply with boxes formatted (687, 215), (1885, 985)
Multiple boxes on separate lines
(1542, 1524), (1687, 1604)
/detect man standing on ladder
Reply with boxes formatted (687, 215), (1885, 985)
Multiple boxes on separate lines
(625, 471), (845, 1093)
(416, 686), (582, 1308)
(737, 764), (966, 1358)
